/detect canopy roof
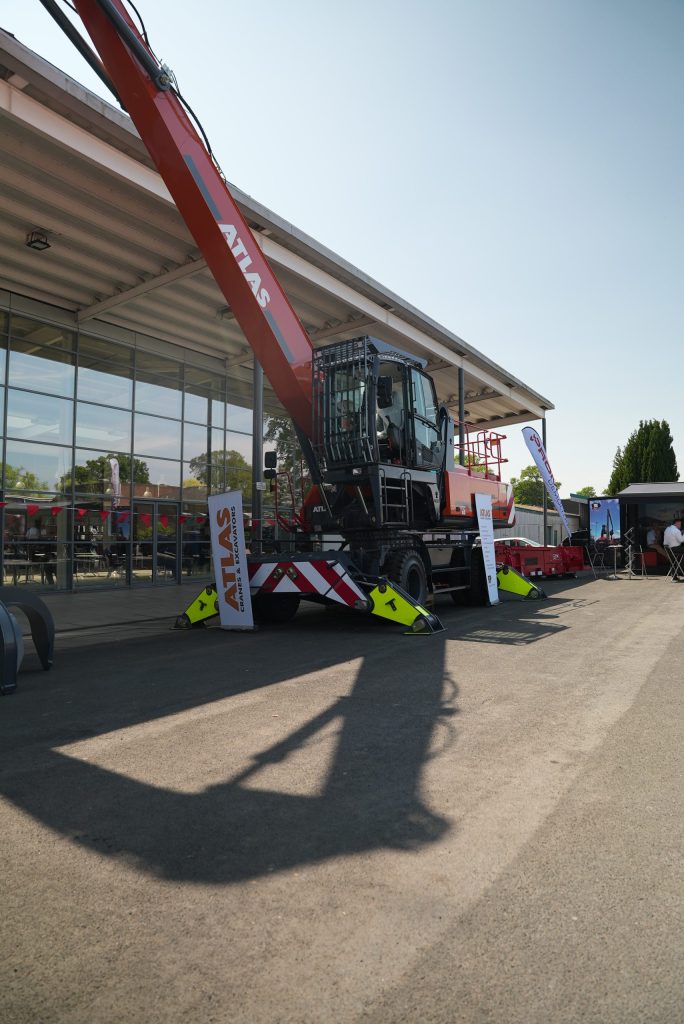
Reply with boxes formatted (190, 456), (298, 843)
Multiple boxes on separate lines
(0, 27), (553, 428)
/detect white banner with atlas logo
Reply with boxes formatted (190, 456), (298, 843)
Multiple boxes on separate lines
(475, 492), (499, 605)
(208, 491), (254, 630)
(521, 426), (572, 540)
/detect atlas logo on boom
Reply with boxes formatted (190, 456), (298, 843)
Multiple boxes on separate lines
(219, 223), (271, 308)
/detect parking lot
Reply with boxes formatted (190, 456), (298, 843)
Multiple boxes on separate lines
(2, 574), (682, 1024)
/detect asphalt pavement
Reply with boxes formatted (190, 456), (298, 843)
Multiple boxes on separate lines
(1, 573), (682, 1023)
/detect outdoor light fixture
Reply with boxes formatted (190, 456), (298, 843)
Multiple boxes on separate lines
(25, 229), (51, 251)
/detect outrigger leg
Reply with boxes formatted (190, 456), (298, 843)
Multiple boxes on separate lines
(496, 564), (547, 600)
(366, 579), (444, 634)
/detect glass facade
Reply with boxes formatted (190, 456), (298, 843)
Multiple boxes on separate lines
(0, 300), (254, 591)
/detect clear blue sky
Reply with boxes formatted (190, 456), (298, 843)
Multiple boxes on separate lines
(5, 0), (683, 495)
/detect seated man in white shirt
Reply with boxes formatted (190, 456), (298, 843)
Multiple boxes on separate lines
(663, 517), (684, 578)
(663, 517), (684, 551)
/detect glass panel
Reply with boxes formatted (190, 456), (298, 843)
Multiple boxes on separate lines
(183, 423), (224, 463)
(9, 342), (75, 398)
(132, 501), (154, 582)
(136, 353), (182, 418)
(0, 335), (7, 382)
(134, 412), (181, 460)
(225, 430), (253, 462)
(78, 364), (133, 407)
(72, 449), (133, 499)
(7, 389), (73, 445)
(10, 316), (75, 352)
(0, 310), (7, 335)
(181, 462), (227, 498)
(184, 389), (208, 425)
(78, 334), (134, 407)
(135, 377), (182, 419)
(76, 402), (131, 451)
(2, 510), (66, 587)
(136, 349), (181, 378)
(4, 441), (72, 495)
(185, 366), (225, 425)
(226, 376), (253, 412)
(412, 370), (438, 422)
(72, 505), (130, 586)
(227, 403), (253, 433)
(211, 398), (226, 430)
(157, 503), (178, 581)
(134, 457), (181, 500)
(181, 506), (211, 577)
(182, 466), (208, 501)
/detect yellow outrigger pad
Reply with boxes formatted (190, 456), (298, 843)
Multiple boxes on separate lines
(175, 585), (218, 628)
(176, 578), (443, 633)
(368, 580), (445, 634)
(496, 564), (546, 600)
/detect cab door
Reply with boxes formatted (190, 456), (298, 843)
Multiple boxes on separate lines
(410, 369), (443, 470)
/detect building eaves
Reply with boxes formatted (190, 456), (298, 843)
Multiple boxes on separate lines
(0, 26), (553, 414)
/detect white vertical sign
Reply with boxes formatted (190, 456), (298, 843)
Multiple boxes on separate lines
(521, 426), (572, 540)
(475, 492), (499, 606)
(208, 491), (254, 631)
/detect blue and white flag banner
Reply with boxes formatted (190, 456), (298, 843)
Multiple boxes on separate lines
(521, 426), (572, 540)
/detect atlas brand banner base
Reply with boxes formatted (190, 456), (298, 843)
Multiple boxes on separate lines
(208, 491), (254, 631)
(522, 426), (572, 541)
(475, 492), (499, 605)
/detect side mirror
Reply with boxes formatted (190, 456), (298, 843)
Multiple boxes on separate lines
(377, 375), (393, 409)
(264, 469), (277, 480)
(264, 451), (277, 469)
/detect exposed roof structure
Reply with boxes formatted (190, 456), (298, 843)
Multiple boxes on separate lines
(0, 27), (553, 427)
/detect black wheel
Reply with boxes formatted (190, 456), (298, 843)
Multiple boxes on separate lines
(251, 593), (300, 624)
(384, 549), (429, 606)
(467, 548), (490, 606)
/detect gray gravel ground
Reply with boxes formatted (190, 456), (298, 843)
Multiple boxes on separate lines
(1, 574), (682, 1023)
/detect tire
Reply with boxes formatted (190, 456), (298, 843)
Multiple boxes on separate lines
(384, 549), (429, 606)
(251, 592), (300, 624)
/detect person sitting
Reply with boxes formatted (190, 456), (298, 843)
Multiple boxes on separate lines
(663, 517), (684, 552)
(645, 525), (667, 559)
(663, 517), (684, 578)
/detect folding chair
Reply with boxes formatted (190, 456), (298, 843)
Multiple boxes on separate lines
(664, 545), (684, 581)
(585, 544), (607, 579)
(624, 543), (648, 579)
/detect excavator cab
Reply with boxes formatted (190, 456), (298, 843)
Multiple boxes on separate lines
(311, 337), (444, 536)
(313, 336), (443, 475)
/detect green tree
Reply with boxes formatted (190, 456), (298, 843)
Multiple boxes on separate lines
(575, 485), (596, 498)
(607, 420), (678, 493)
(263, 415), (304, 476)
(59, 454), (150, 493)
(189, 449), (252, 499)
(2, 463), (49, 491)
(510, 465), (562, 509)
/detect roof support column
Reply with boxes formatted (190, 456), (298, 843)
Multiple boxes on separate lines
(542, 418), (548, 544)
(251, 360), (264, 555)
(458, 367), (465, 467)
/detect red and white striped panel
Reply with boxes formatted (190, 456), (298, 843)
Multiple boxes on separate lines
(248, 560), (367, 608)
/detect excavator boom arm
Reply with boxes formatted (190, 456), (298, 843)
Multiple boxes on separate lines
(70, 0), (314, 435)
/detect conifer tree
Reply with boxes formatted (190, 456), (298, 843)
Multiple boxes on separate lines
(606, 421), (678, 493)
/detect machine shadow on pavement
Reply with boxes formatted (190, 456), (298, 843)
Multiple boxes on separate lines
(0, 613), (458, 883)
(0, 581), (599, 883)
